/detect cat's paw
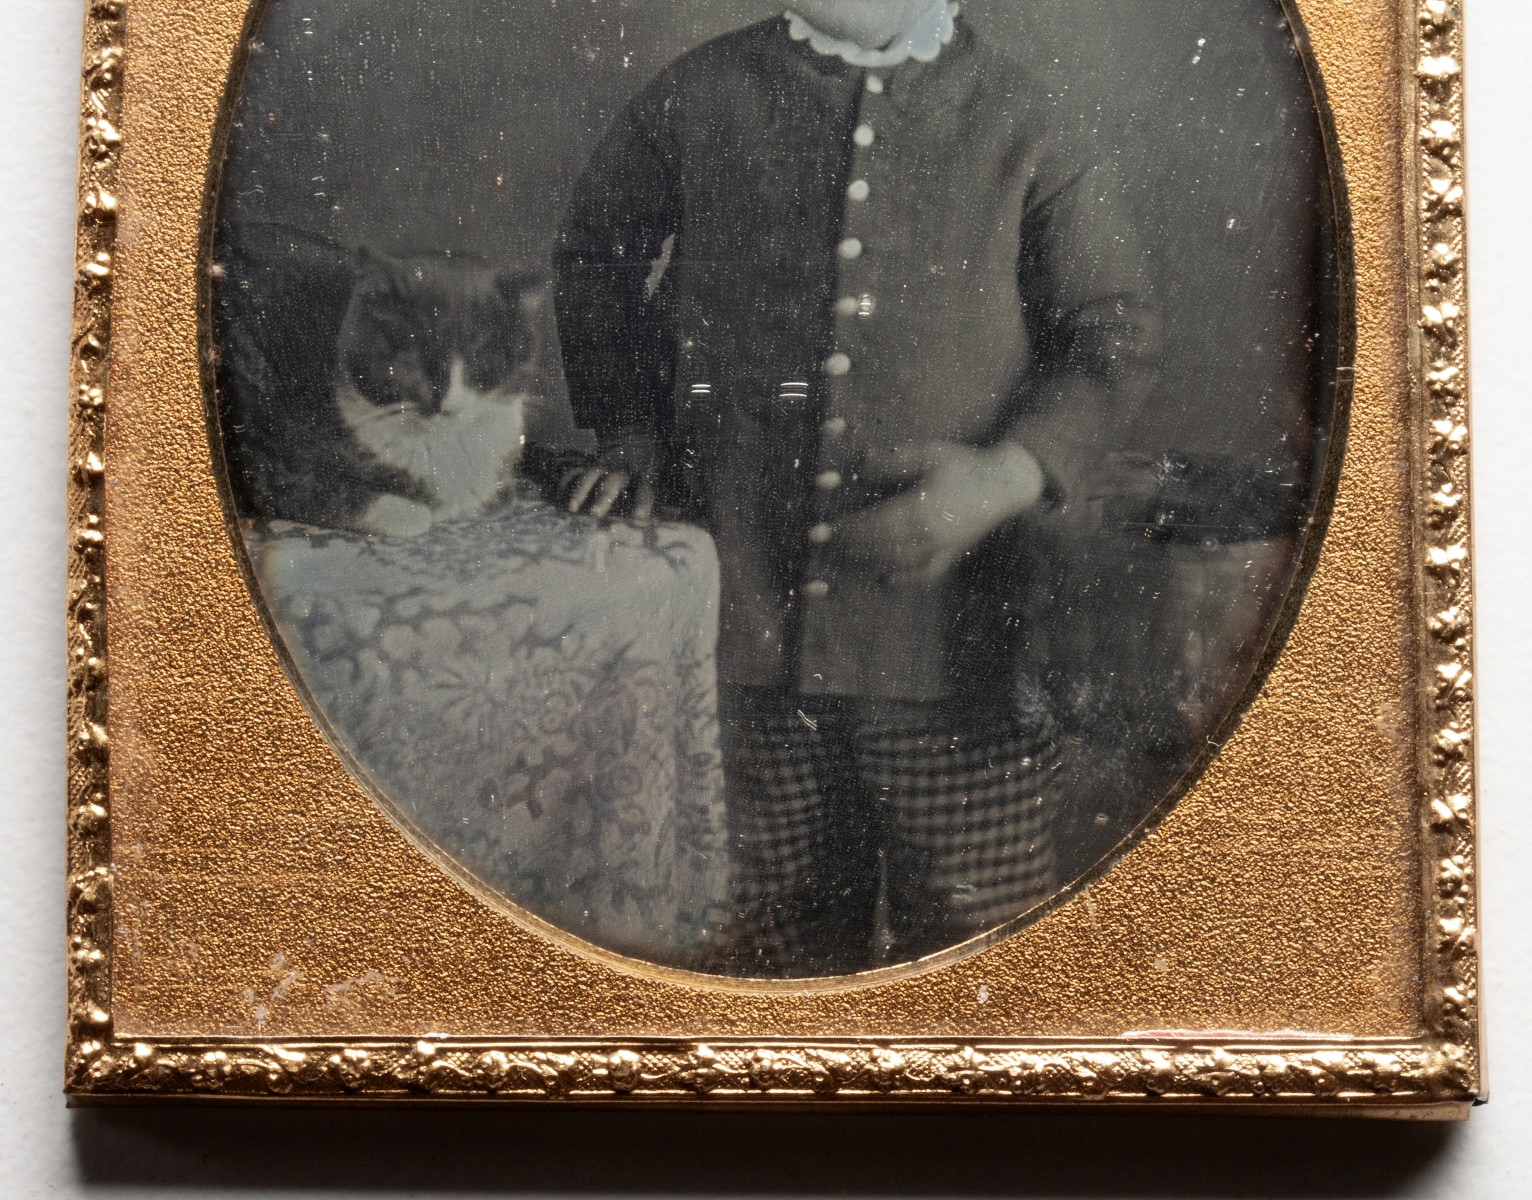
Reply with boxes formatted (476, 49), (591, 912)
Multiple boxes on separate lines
(360, 494), (433, 538)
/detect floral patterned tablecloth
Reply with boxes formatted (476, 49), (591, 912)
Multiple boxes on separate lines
(247, 494), (730, 970)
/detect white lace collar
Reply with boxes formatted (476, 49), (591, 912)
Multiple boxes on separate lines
(785, 1), (958, 69)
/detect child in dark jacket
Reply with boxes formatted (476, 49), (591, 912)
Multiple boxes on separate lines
(555, 0), (1160, 975)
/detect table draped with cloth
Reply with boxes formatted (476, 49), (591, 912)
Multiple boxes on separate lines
(246, 495), (733, 970)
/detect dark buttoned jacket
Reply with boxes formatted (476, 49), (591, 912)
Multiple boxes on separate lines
(555, 15), (1160, 701)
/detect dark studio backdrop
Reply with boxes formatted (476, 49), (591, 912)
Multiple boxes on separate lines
(217, 0), (1334, 460)
(212, 0), (1344, 871)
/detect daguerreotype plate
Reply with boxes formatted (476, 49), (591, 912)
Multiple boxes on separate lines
(66, 0), (1483, 1113)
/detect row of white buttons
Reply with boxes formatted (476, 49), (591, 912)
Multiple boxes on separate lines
(804, 76), (885, 602)
(820, 75), (882, 380)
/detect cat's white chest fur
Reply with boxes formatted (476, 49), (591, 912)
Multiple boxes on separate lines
(339, 356), (526, 535)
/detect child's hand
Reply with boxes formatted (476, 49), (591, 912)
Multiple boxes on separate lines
(561, 427), (658, 520)
(835, 442), (1047, 581)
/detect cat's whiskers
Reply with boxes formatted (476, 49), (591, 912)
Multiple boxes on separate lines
(340, 370), (527, 522)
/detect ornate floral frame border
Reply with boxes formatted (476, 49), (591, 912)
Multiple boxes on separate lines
(63, 0), (1482, 1110)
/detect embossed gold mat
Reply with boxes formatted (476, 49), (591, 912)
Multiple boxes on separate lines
(64, 0), (1480, 1110)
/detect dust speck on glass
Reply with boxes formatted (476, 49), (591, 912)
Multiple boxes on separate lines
(208, 0), (1347, 979)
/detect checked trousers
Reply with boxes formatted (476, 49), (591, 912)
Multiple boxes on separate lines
(716, 687), (1061, 978)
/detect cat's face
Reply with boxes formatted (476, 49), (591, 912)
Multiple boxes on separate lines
(337, 252), (541, 415)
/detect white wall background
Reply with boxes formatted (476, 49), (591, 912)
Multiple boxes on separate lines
(1, 1), (1526, 1195)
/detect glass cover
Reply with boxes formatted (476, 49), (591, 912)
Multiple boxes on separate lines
(208, 0), (1347, 979)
